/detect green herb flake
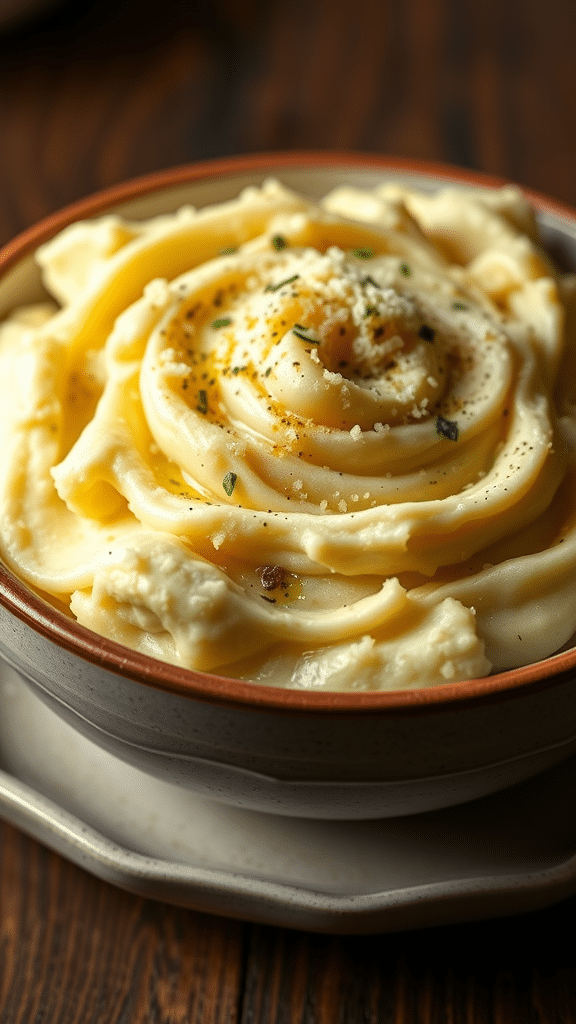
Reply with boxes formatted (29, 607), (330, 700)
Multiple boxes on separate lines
(452, 300), (468, 311)
(219, 246), (237, 255)
(265, 366), (272, 376)
(364, 304), (379, 318)
(436, 415), (459, 442)
(400, 263), (411, 277)
(196, 389), (208, 414)
(293, 324), (320, 344)
(232, 365), (247, 375)
(222, 471), (237, 496)
(352, 248), (374, 259)
(272, 234), (287, 251)
(361, 274), (380, 288)
(212, 317), (232, 329)
(265, 274), (299, 293)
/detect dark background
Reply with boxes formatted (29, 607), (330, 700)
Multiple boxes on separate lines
(1, 1), (576, 1020)
(1, 0), (575, 241)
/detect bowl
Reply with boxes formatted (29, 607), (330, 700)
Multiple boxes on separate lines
(2, 151), (576, 820)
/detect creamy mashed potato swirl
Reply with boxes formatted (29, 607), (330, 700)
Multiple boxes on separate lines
(2, 178), (576, 690)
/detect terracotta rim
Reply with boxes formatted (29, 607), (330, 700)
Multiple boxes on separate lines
(2, 150), (576, 714)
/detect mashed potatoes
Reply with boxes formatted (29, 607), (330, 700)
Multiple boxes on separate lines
(2, 178), (576, 690)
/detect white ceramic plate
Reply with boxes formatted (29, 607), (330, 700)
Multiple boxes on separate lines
(1, 663), (576, 933)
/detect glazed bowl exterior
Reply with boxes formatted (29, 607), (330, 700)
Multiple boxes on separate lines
(1, 152), (576, 820)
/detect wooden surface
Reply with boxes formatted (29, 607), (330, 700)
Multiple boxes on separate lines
(1, 0), (576, 1019)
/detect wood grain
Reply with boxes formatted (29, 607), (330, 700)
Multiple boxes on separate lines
(2, 819), (576, 1023)
(0, 823), (246, 1023)
(0, 0), (575, 246)
(1, 0), (576, 1018)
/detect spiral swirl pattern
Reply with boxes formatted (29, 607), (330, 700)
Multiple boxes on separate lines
(2, 179), (576, 689)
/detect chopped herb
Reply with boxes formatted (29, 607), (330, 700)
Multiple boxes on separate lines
(219, 246), (237, 255)
(222, 471), (237, 496)
(352, 247), (374, 259)
(272, 234), (287, 250)
(212, 317), (232, 328)
(400, 263), (411, 277)
(418, 324), (436, 342)
(293, 324), (320, 344)
(257, 565), (287, 591)
(265, 366), (272, 376)
(361, 275), (379, 288)
(436, 415), (459, 441)
(364, 304), (379, 317)
(232, 365), (247, 375)
(196, 389), (208, 414)
(452, 300), (468, 310)
(265, 274), (299, 292)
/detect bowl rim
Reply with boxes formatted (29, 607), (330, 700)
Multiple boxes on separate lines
(2, 148), (576, 716)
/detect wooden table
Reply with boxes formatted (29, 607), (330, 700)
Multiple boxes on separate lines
(1, 0), (576, 1019)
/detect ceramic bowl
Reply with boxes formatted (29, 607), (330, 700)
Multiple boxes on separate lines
(2, 152), (576, 821)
